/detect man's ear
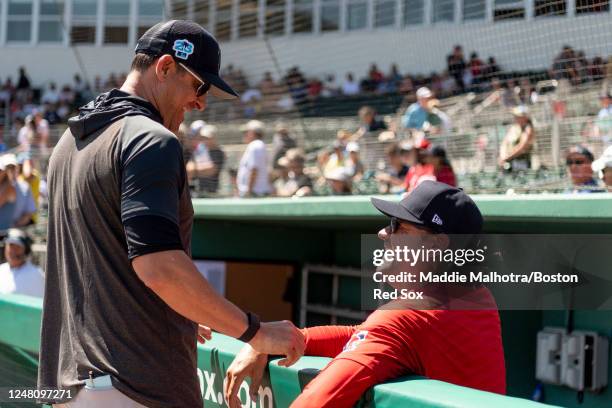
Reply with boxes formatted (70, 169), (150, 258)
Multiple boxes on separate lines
(154, 54), (176, 82)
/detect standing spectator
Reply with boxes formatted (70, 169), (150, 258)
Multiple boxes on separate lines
(187, 125), (226, 195)
(17, 152), (41, 224)
(0, 159), (17, 232)
(0, 229), (44, 297)
(484, 57), (500, 82)
(564, 146), (602, 193)
(271, 122), (297, 170)
(469, 52), (484, 90)
(592, 146), (612, 192)
(353, 106), (387, 139)
(594, 91), (612, 145)
(499, 106), (535, 172)
(237, 120), (271, 197)
(345, 142), (364, 180)
(376, 143), (411, 193)
(402, 87), (433, 131)
(15, 67), (31, 104)
(447, 45), (466, 92)
(4, 154), (36, 227)
(341, 73), (360, 96)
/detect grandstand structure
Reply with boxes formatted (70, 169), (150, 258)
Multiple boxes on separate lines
(0, 0), (611, 86)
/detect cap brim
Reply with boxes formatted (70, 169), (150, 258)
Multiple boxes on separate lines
(370, 197), (424, 225)
(592, 158), (612, 172)
(199, 72), (239, 100)
(5, 238), (25, 247)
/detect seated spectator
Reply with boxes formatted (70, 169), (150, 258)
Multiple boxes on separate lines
(345, 142), (364, 180)
(565, 146), (603, 193)
(353, 106), (387, 139)
(41, 83), (60, 105)
(341, 73), (360, 96)
(321, 75), (339, 97)
(325, 168), (352, 195)
(402, 87), (433, 131)
(276, 149), (313, 197)
(404, 141), (456, 192)
(429, 145), (457, 188)
(271, 122), (297, 171)
(376, 143), (410, 193)
(187, 125), (226, 195)
(4, 154), (36, 227)
(59, 85), (76, 106)
(499, 106), (535, 172)
(323, 140), (346, 176)
(42, 102), (61, 125)
(0, 229), (43, 297)
(592, 146), (612, 192)
(273, 156), (291, 196)
(237, 120), (271, 197)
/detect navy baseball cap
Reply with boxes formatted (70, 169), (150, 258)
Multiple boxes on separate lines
(135, 20), (238, 99)
(371, 181), (483, 234)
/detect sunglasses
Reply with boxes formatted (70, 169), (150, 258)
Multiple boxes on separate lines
(178, 62), (211, 97)
(389, 217), (401, 233)
(566, 159), (586, 166)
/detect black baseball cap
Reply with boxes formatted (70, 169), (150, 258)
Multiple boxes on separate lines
(371, 181), (483, 234)
(135, 20), (238, 99)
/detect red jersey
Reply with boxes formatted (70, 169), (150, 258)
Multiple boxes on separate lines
(292, 292), (505, 408)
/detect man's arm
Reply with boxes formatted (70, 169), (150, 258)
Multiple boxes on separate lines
(132, 250), (249, 337)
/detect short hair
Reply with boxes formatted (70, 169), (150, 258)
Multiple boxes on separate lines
(385, 143), (402, 157)
(359, 106), (375, 116)
(130, 53), (159, 73)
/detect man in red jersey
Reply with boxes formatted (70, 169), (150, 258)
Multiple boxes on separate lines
(225, 181), (506, 408)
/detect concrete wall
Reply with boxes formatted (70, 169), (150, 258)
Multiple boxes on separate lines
(2, 14), (612, 88)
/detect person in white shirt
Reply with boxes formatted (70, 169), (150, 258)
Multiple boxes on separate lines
(0, 228), (44, 297)
(237, 120), (271, 197)
(41, 83), (60, 105)
(341, 73), (360, 96)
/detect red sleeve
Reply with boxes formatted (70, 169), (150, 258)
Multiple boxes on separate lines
(290, 359), (378, 408)
(300, 325), (357, 358)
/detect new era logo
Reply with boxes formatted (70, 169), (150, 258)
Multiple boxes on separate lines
(432, 214), (443, 225)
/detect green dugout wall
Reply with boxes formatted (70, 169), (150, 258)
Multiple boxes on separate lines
(0, 194), (610, 407)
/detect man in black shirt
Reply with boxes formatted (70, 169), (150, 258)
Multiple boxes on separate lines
(39, 20), (304, 408)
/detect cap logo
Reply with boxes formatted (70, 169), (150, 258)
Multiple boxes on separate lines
(173, 39), (194, 60)
(432, 214), (443, 226)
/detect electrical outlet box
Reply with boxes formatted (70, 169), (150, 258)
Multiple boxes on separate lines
(536, 327), (566, 385)
(561, 331), (609, 392)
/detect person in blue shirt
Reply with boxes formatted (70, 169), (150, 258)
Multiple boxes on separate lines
(402, 87), (433, 131)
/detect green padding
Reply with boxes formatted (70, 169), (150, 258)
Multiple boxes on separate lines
(193, 194), (612, 222)
(0, 294), (560, 408)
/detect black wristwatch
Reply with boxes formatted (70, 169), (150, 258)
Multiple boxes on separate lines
(237, 311), (261, 343)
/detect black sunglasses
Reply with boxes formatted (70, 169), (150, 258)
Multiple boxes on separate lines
(566, 159), (586, 166)
(178, 62), (211, 97)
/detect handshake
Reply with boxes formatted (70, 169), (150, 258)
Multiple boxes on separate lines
(198, 319), (306, 408)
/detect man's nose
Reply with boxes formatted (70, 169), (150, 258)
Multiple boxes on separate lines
(192, 95), (207, 111)
(378, 227), (390, 241)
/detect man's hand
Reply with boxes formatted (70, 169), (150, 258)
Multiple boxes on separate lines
(224, 345), (268, 408)
(197, 325), (212, 344)
(248, 321), (305, 367)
